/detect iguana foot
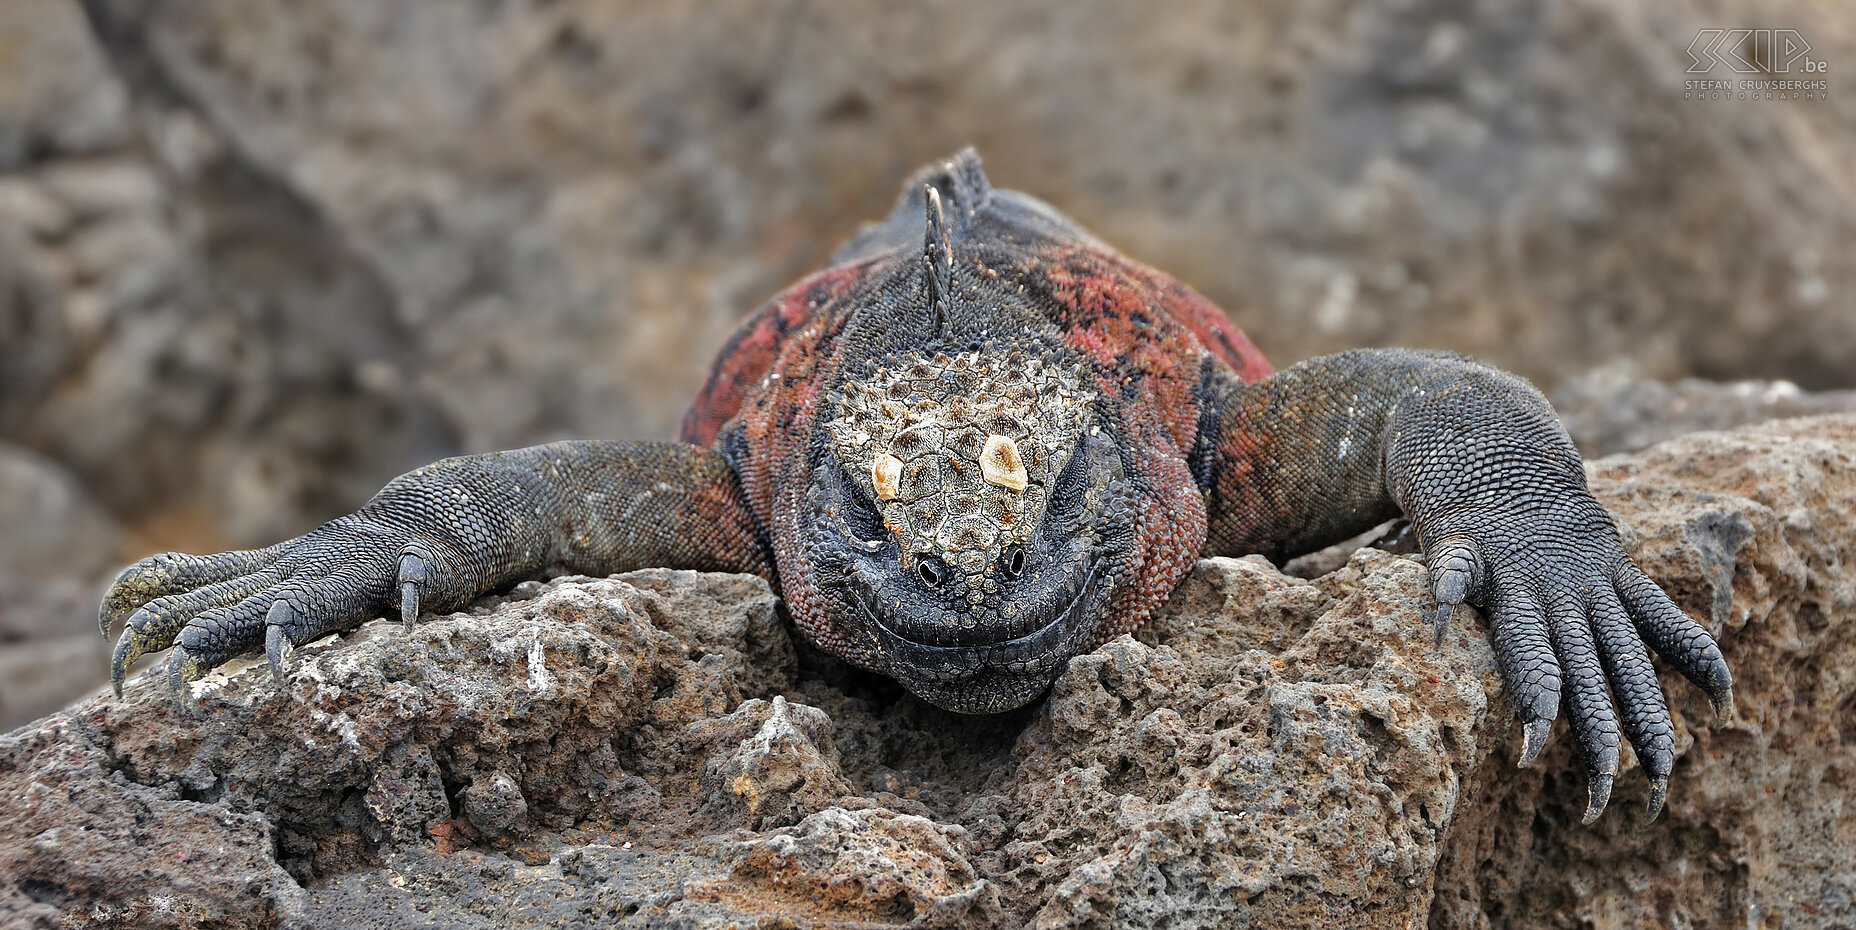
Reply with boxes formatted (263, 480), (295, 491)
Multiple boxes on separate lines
(1422, 511), (1734, 823)
(102, 517), (472, 696)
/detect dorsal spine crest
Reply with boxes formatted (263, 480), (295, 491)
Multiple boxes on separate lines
(923, 184), (953, 336)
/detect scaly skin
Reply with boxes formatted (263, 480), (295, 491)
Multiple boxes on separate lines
(102, 150), (1732, 824)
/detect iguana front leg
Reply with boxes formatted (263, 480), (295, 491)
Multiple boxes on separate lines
(101, 441), (770, 693)
(1195, 349), (1735, 822)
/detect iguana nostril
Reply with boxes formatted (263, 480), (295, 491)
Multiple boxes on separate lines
(918, 555), (947, 588)
(1001, 544), (1026, 580)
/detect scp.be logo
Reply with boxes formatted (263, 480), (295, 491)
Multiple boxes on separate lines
(1687, 29), (1828, 73)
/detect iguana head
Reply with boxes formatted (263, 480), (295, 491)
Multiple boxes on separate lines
(809, 342), (1135, 713)
(800, 174), (1139, 713)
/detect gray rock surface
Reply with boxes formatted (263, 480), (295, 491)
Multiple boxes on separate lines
(1, 0), (450, 552)
(1554, 363), (1856, 458)
(0, 445), (118, 641)
(4, 414), (1853, 929)
(0, 444), (118, 727)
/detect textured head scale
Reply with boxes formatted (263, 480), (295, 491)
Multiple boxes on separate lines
(824, 345), (1097, 605)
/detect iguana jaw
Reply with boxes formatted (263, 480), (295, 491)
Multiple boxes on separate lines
(855, 557), (1109, 714)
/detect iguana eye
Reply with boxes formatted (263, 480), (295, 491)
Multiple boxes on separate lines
(1000, 543), (1026, 580)
(917, 555), (948, 588)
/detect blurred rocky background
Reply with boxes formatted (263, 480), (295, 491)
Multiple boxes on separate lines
(1, 0), (1853, 725)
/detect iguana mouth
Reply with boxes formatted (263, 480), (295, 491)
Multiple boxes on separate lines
(859, 554), (1100, 648)
(853, 549), (1098, 645)
(856, 559), (1106, 711)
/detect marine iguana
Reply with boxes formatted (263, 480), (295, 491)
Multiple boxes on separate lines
(100, 149), (1734, 824)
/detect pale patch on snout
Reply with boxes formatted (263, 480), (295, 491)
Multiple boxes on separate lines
(872, 452), (904, 500)
(980, 434), (1028, 491)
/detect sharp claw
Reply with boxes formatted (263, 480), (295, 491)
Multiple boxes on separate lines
(401, 582), (421, 631)
(166, 647), (202, 697)
(100, 572), (137, 638)
(265, 599), (296, 683)
(1518, 716), (1551, 767)
(110, 629), (141, 699)
(398, 552), (427, 630)
(1646, 776), (1669, 823)
(1711, 685), (1736, 725)
(1426, 540), (1478, 647)
(99, 562), (168, 636)
(266, 624), (291, 684)
(1431, 602), (1452, 647)
(1582, 772), (1614, 824)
